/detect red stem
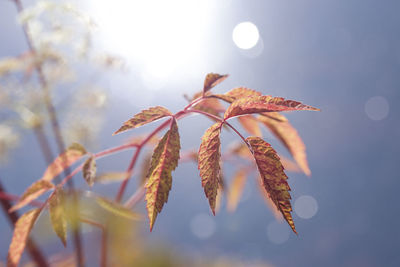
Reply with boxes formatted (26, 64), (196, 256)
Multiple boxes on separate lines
(115, 118), (173, 202)
(185, 109), (249, 145)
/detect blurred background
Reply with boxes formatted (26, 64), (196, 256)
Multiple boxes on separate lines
(1, 0), (399, 266)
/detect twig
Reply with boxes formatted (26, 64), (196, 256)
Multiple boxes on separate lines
(79, 218), (107, 267)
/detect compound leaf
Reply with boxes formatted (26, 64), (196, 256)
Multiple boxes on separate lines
(246, 136), (297, 234)
(224, 95), (319, 120)
(113, 106), (172, 135)
(145, 119), (180, 231)
(203, 73), (228, 94)
(82, 155), (96, 187)
(7, 208), (42, 267)
(198, 123), (222, 215)
(42, 143), (87, 182)
(213, 87), (261, 103)
(9, 180), (54, 212)
(259, 113), (311, 176)
(49, 187), (67, 247)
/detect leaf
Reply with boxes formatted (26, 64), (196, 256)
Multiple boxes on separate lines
(49, 187), (67, 247)
(82, 155), (96, 186)
(95, 172), (128, 184)
(227, 169), (247, 212)
(113, 106), (172, 135)
(203, 73), (229, 93)
(246, 136), (297, 234)
(139, 152), (152, 186)
(224, 95), (320, 120)
(258, 113), (311, 176)
(191, 92), (224, 118)
(9, 180), (54, 212)
(257, 176), (283, 221)
(96, 197), (142, 220)
(213, 87), (261, 103)
(198, 122), (222, 215)
(279, 155), (302, 173)
(238, 115), (262, 136)
(7, 208), (42, 267)
(42, 143), (87, 181)
(145, 119), (180, 231)
(228, 142), (253, 160)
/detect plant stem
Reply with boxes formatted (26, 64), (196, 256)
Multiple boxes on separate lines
(185, 109), (249, 145)
(79, 218), (107, 267)
(0, 180), (49, 267)
(0, 191), (44, 208)
(115, 118), (173, 202)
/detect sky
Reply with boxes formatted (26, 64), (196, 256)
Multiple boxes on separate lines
(1, 0), (400, 266)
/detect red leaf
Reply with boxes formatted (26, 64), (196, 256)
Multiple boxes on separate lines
(224, 95), (319, 120)
(9, 180), (54, 212)
(113, 106), (172, 135)
(213, 87), (261, 103)
(145, 119), (180, 231)
(259, 113), (311, 176)
(246, 136), (297, 234)
(198, 123), (222, 215)
(42, 143), (87, 181)
(7, 208), (42, 267)
(203, 73), (229, 93)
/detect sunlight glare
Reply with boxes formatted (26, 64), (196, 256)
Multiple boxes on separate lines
(232, 22), (260, 50)
(87, 0), (214, 88)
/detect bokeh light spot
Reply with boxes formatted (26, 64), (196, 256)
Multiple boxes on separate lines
(232, 22), (259, 50)
(190, 213), (216, 240)
(294, 195), (318, 219)
(365, 96), (389, 121)
(266, 221), (290, 244)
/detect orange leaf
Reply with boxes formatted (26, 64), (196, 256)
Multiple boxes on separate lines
(224, 95), (319, 120)
(139, 152), (152, 186)
(259, 113), (311, 176)
(198, 123), (222, 215)
(203, 73), (229, 93)
(42, 143), (87, 181)
(213, 87), (261, 103)
(238, 115), (262, 136)
(9, 180), (54, 212)
(246, 136), (297, 234)
(113, 106), (172, 135)
(257, 176), (283, 221)
(227, 169), (247, 212)
(279, 155), (302, 173)
(7, 208), (42, 267)
(228, 142), (253, 160)
(145, 119), (180, 231)
(95, 172), (128, 184)
(49, 188), (67, 247)
(82, 155), (97, 187)
(96, 197), (142, 221)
